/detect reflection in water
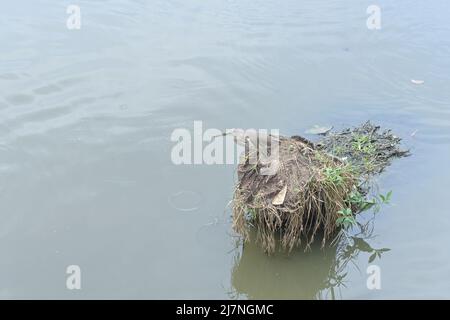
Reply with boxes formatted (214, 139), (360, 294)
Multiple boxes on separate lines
(230, 217), (390, 299)
(230, 234), (336, 299)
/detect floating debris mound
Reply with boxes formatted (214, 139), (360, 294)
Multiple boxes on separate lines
(316, 121), (410, 175)
(231, 121), (409, 254)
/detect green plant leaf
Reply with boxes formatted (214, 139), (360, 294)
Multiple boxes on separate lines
(336, 217), (345, 224)
(352, 237), (373, 253)
(360, 201), (375, 212)
(386, 190), (393, 202)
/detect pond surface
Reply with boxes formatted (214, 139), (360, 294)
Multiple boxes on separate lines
(1, 0), (450, 299)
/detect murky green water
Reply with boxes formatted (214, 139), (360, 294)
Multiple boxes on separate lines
(1, 0), (450, 299)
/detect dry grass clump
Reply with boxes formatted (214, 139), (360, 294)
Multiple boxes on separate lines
(232, 136), (358, 254)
